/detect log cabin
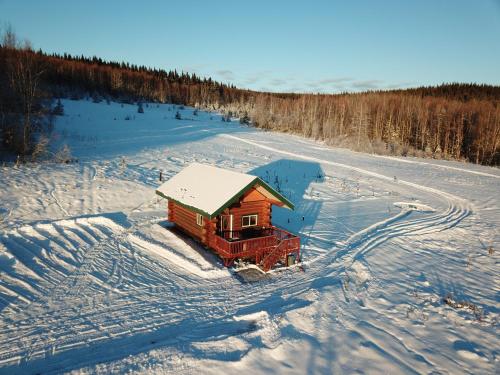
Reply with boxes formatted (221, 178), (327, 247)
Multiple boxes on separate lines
(155, 163), (300, 271)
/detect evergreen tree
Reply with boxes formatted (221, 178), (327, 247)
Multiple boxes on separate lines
(240, 112), (250, 125)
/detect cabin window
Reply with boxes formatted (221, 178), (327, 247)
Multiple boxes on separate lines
(242, 214), (258, 228)
(196, 213), (204, 226)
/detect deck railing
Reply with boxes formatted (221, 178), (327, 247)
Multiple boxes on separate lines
(217, 227), (295, 243)
(211, 226), (300, 270)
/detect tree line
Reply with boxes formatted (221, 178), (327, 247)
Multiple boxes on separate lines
(1, 33), (498, 165)
(225, 91), (499, 165)
(0, 31), (53, 159)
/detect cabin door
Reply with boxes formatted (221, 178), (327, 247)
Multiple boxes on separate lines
(220, 214), (233, 239)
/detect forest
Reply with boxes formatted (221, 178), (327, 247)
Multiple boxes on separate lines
(1, 37), (498, 165)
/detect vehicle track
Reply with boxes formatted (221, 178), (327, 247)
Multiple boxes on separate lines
(0, 137), (476, 372)
(223, 134), (471, 255)
(209, 135), (474, 300)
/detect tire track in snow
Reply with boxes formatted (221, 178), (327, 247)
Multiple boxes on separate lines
(0, 214), (228, 369)
(222, 134), (473, 266)
(368, 153), (500, 179)
(197, 135), (475, 330)
(0, 133), (478, 372)
(50, 189), (69, 217)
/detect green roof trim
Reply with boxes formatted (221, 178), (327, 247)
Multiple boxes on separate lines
(155, 175), (294, 220)
(254, 177), (295, 210)
(210, 177), (259, 218)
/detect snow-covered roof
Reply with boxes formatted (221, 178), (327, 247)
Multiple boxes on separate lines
(156, 163), (293, 218)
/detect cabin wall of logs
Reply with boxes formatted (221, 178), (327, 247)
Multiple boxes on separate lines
(167, 188), (272, 247)
(226, 201), (271, 231)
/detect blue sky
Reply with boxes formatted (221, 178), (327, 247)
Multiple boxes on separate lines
(1, 0), (499, 93)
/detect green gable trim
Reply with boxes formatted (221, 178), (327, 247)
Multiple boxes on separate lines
(155, 176), (294, 220)
(254, 177), (295, 210)
(210, 177), (261, 218)
(209, 176), (294, 218)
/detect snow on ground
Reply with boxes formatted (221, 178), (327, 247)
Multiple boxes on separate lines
(0, 99), (498, 374)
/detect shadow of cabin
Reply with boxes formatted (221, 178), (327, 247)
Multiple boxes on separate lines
(249, 159), (325, 254)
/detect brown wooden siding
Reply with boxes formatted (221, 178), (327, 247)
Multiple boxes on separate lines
(229, 201), (271, 231)
(241, 188), (265, 202)
(167, 201), (174, 222)
(169, 187), (274, 248)
(169, 201), (206, 242)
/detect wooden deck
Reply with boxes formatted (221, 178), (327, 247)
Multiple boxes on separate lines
(211, 226), (300, 271)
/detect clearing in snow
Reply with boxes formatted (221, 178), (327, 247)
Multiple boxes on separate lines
(0, 99), (498, 374)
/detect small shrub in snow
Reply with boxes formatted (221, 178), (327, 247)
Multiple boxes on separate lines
(240, 113), (250, 125)
(443, 293), (484, 321)
(433, 146), (443, 160)
(120, 156), (127, 172)
(54, 144), (73, 163)
(31, 136), (50, 160)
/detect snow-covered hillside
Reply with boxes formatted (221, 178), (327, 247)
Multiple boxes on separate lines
(0, 100), (498, 374)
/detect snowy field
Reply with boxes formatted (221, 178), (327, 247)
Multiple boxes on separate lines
(0, 100), (498, 374)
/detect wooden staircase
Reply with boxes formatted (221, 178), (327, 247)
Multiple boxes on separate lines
(261, 235), (300, 272)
